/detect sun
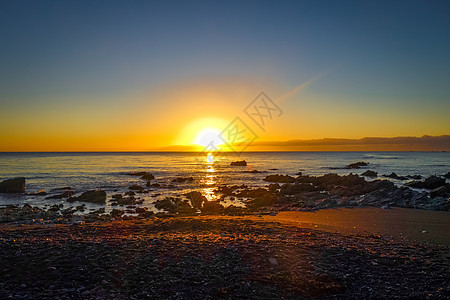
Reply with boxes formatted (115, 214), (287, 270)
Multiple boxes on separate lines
(193, 127), (223, 147)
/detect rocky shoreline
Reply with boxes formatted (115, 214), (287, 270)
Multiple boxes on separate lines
(0, 164), (449, 225)
(1, 164), (450, 299)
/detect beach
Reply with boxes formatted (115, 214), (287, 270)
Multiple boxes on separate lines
(1, 152), (450, 298)
(1, 210), (450, 299)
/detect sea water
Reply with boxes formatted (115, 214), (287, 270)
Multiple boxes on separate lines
(0, 151), (448, 212)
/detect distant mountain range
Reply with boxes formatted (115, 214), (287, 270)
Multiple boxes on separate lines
(162, 135), (450, 151)
(248, 135), (450, 151)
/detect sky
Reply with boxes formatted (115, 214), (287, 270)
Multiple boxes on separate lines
(0, 0), (449, 151)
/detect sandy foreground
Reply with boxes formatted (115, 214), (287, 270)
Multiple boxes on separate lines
(1, 207), (449, 299)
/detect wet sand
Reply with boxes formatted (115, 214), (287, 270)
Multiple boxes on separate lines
(261, 207), (450, 246)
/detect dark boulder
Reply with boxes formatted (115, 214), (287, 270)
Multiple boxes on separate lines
(408, 175), (422, 180)
(230, 160), (247, 166)
(110, 209), (124, 218)
(383, 172), (408, 180)
(185, 191), (207, 209)
(444, 172), (450, 179)
(345, 162), (369, 169)
(263, 174), (295, 183)
(154, 197), (195, 214)
(172, 177), (194, 183)
(201, 201), (225, 214)
(129, 184), (144, 191)
(0, 177), (25, 193)
(140, 173), (155, 181)
(361, 170), (377, 177)
(430, 184), (450, 198)
(280, 183), (317, 195)
(406, 175), (446, 190)
(67, 190), (106, 204)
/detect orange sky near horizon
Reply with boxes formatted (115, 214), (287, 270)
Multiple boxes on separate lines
(1, 76), (449, 152)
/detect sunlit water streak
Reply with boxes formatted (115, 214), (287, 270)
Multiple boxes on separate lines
(0, 152), (448, 213)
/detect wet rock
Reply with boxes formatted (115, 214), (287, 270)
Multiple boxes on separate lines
(443, 172), (450, 179)
(268, 183), (281, 192)
(408, 175), (422, 180)
(230, 160), (247, 166)
(201, 201), (225, 215)
(67, 190), (106, 204)
(45, 190), (73, 199)
(361, 170), (377, 177)
(263, 174), (295, 183)
(110, 209), (124, 218)
(0, 177), (25, 193)
(129, 184), (144, 191)
(406, 175), (446, 190)
(171, 177), (194, 183)
(346, 162), (369, 169)
(141, 173), (155, 181)
(154, 197), (195, 215)
(383, 172), (408, 180)
(243, 170), (264, 173)
(430, 184), (450, 198)
(185, 191), (207, 209)
(26, 190), (47, 196)
(280, 183), (317, 195)
(111, 194), (123, 200)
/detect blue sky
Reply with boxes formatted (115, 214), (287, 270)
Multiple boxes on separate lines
(1, 0), (449, 150)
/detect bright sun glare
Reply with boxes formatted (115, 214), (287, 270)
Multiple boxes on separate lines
(194, 127), (223, 147)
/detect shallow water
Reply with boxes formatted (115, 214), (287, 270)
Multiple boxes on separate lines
(0, 151), (449, 212)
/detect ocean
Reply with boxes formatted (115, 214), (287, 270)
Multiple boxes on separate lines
(0, 151), (449, 213)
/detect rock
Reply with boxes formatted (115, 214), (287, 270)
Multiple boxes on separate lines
(243, 170), (263, 173)
(408, 175), (422, 180)
(70, 215), (85, 225)
(141, 173), (155, 180)
(430, 184), (450, 198)
(230, 160), (247, 166)
(67, 190), (107, 204)
(201, 201), (225, 214)
(45, 190), (73, 199)
(406, 175), (446, 190)
(154, 197), (195, 214)
(111, 209), (124, 218)
(185, 191), (207, 209)
(0, 177), (25, 193)
(345, 162), (369, 169)
(263, 174), (295, 183)
(268, 258), (278, 265)
(383, 172), (408, 180)
(129, 184), (144, 191)
(171, 177), (194, 183)
(443, 172), (450, 179)
(361, 170), (377, 177)
(280, 183), (317, 195)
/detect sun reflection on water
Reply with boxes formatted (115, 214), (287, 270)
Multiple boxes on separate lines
(202, 153), (217, 200)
